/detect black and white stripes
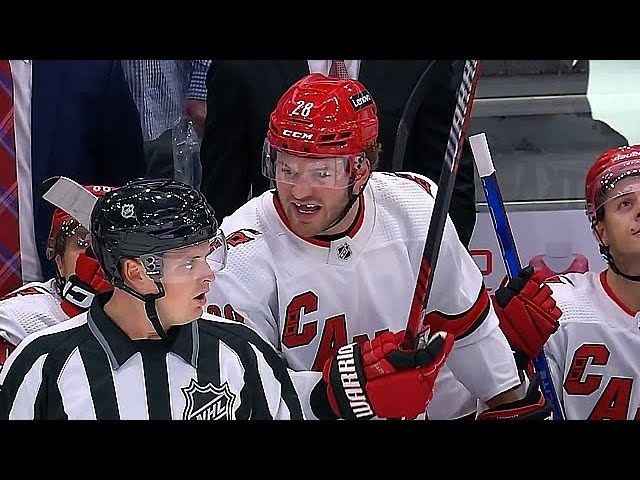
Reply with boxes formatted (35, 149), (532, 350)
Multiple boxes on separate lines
(0, 305), (306, 420)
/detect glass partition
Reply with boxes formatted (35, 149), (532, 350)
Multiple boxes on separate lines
(468, 60), (637, 205)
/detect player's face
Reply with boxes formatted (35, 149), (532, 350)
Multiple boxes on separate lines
(155, 241), (216, 325)
(55, 226), (90, 280)
(599, 178), (640, 268)
(275, 154), (368, 237)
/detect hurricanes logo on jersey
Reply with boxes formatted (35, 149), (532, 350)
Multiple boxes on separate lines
(181, 378), (236, 420)
(226, 228), (261, 248)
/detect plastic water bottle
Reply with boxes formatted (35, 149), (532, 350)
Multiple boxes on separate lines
(172, 116), (201, 188)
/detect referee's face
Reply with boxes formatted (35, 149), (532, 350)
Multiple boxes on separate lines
(154, 241), (215, 326)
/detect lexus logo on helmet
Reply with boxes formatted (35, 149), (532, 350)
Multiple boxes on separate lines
(349, 90), (373, 111)
(282, 129), (313, 140)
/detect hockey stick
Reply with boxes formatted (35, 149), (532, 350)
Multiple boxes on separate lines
(392, 60), (447, 172)
(41, 176), (99, 230)
(404, 60), (483, 349)
(468, 132), (565, 420)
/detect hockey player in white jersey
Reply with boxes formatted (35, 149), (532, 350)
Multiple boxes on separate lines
(495, 144), (640, 419)
(0, 178), (453, 420)
(206, 73), (551, 420)
(0, 184), (114, 364)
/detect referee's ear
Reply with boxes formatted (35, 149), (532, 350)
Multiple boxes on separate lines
(121, 258), (154, 293)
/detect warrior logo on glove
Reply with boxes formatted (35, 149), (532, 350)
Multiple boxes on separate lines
(332, 343), (375, 418)
(322, 329), (453, 420)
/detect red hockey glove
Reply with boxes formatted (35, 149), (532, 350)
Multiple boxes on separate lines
(321, 330), (453, 420)
(493, 265), (561, 362)
(60, 247), (113, 317)
(477, 373), (553, 420)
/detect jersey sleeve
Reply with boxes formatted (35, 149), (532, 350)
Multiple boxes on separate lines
(0, 336), (48, 419)
(0, 282), (67, 349)
(208, 271), (281, 349)
(543, 340), (567, 418)
(0, 294), (40, 347)
(207, 224), (283, 352)
(422, 201), (520, 403)
(542, 284), (571, 418)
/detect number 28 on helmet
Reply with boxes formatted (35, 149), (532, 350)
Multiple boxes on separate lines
(262, 73), (378, 189)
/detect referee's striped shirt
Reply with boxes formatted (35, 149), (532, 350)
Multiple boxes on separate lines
(0, 294), (306, 420)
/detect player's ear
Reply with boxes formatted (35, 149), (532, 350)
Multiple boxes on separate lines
(594, 219), (609, 247)
(354, 158), (371, 192)
(54, 254), (65, 277)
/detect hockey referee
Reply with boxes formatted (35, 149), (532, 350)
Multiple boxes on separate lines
(0, 178), (451, 420)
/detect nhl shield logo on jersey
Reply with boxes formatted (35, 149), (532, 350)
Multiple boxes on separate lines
(337, 242), (352, 260)
(181, 378), (236, 420)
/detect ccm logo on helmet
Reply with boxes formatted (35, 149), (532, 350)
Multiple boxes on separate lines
(349, 91), (373, 111)
(282, 129), (313, 140)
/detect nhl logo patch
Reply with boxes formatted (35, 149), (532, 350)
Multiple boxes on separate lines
(337, 242), (352, 260)
(121, 204), (135, 219)
(181, 378), (236, 420)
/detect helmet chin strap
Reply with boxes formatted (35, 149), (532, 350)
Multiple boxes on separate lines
(593, 226), (640, 282)
(322, 184), (359, 232)
(321, 174), (370, 234)
(54, 267), (66, 297)
(115, 279), (169, 340)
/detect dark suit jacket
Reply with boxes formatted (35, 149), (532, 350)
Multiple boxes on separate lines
(200, 60), (476, 246)
(31, 60), (145, 278)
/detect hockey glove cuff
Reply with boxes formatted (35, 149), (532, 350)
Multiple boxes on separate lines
(60, 248), (113, 317)
(477, 373), (553, 420)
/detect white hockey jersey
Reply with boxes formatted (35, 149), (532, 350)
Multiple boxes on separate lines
(207, 172), (520, 419)
(544, 270), (640, 420)
(0, 278), (68, 349)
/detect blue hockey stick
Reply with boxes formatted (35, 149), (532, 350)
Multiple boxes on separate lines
(468, 132), (565, 420)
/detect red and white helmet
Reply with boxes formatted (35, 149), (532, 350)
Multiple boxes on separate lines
(585, 144), (640, 225)
(46, 184), (116, 260)
(262, 73), (378, 188)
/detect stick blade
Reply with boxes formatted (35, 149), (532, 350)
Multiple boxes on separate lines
(42, 176), (98, 230)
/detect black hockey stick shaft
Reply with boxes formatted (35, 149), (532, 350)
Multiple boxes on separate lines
(392, 60), (449, 172)
(404, 60), (483, 349)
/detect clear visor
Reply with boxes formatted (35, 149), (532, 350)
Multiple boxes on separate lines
(594, 161), (640, 212)
(262, 138), (364, 189)
(138, 229), (228, 283)
(597, 175), (640, 211)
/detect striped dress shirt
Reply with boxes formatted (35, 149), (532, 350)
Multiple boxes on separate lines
(121, 60), (211, 142)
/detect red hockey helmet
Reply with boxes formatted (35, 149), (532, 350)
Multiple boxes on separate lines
(46, 184), (117, 260)
(263, 73), (378, 188)
(585, 145), (640, 225)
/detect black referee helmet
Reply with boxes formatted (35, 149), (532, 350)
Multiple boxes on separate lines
(90, 178), (222, 339)
(91, 178), (219, 286)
